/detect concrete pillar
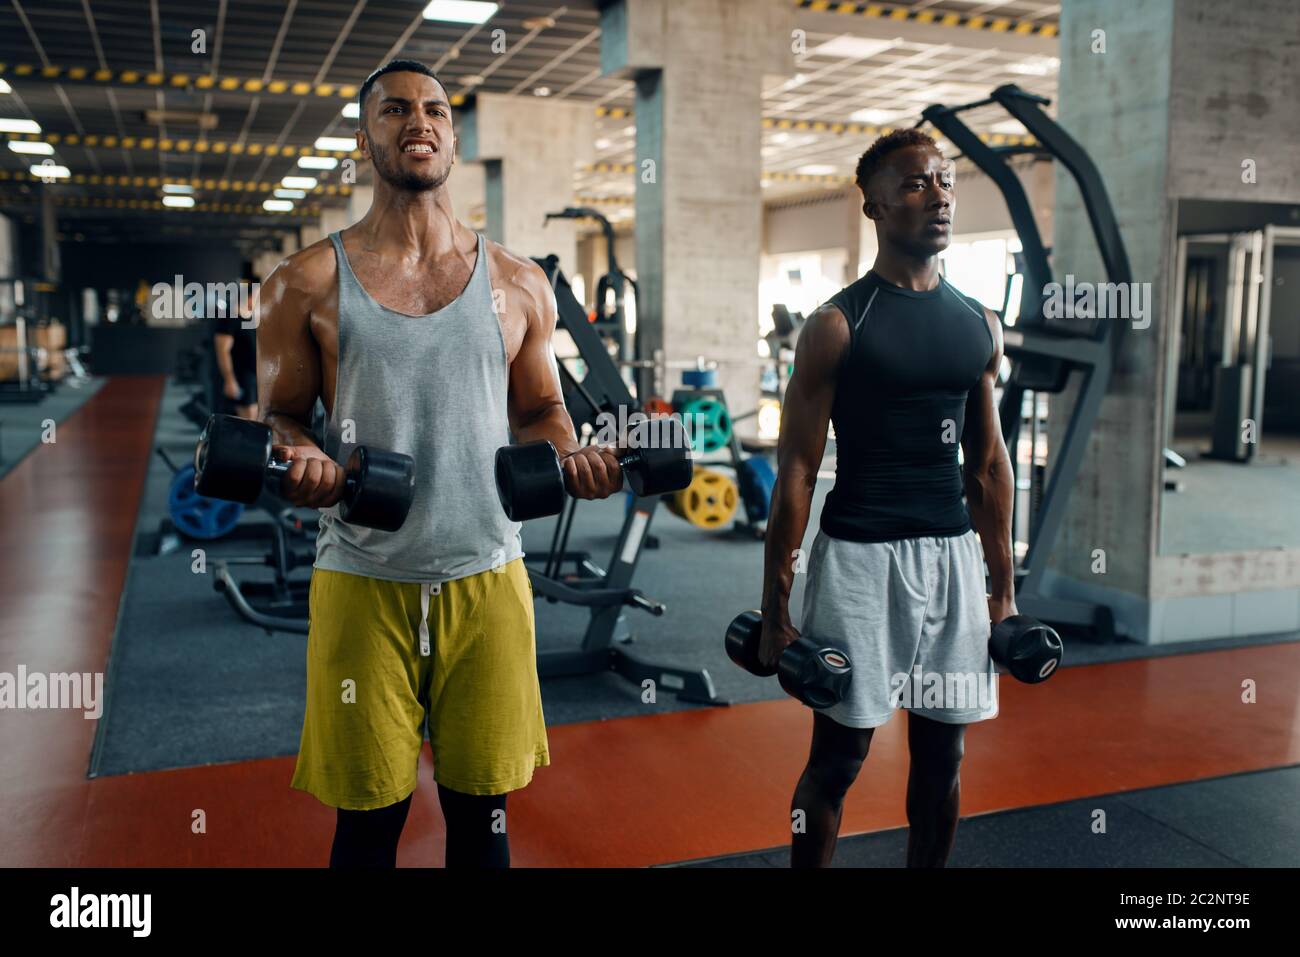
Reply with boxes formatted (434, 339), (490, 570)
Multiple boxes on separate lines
(446, 158), (486, 232)
(459, 92), (594, 275)
(1042, 0), (1300, 641)
(602, 0), (793, 415)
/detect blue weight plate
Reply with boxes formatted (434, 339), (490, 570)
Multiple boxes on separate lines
(736, 456), (776, 523)
(169, 464), (244, 539)
(681, 368), (718, 388)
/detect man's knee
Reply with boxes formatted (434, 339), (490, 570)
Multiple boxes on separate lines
(801, 752), (867, 800)
(910, 722), (965, 781)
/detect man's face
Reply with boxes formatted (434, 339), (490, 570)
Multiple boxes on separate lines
(864, 144), (955, 257)
(359, 71), (456, 192)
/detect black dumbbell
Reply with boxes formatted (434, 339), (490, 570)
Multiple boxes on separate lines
(495, 417), (694, 522)
(194, 414), (415, 532)
(724, 610), (852, 709)
(990, 615), (1063, 683)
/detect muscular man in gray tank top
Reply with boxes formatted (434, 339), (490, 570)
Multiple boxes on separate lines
(253, 60), (622, 868)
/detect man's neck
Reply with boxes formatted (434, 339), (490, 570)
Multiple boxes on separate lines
(355, 183), (468, 258)
(870, 249), (941, 292)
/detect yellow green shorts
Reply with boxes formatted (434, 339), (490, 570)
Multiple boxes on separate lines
(291, 558), (549, 810)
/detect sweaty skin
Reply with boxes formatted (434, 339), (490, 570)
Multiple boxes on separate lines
(758, 143), (1017, 670)
(253, 69), (621, 509)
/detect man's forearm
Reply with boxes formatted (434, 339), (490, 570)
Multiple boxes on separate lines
(265, 410), (321, 450)
(761, 469), (815, 625)
(965, 457), (1015, 601)
(512, 403), (580, 458)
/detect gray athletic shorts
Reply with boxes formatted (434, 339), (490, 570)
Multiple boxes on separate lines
(801, 528), (999, 729)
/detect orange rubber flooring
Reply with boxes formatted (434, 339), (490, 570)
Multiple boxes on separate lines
(1, 377), (1297, 867)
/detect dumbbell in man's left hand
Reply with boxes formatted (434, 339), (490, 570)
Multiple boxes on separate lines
(560, 446), (624, 500)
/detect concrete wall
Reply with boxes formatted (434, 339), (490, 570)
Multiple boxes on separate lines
(1166, 0), (1300, 204)
(1042, 0), (1300, 641)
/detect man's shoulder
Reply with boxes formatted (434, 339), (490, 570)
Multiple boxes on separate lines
(483, 237), (548, 291)
(267, 236), (337, 291)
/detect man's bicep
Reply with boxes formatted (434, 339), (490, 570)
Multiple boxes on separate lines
(778, 306), (847, 472)
(256, 268), (319, 420)
(962, 309), (1006, 464)
(507, 270), (566, 429)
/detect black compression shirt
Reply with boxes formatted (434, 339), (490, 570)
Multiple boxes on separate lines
(819, 270), (994, 543)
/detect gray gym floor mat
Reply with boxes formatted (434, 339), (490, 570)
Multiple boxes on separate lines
(671, 765), (1300, 868)
(0, 376), (107, 481)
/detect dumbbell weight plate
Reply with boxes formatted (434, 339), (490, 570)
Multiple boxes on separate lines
(340, 446), (416, 532)
(724, 609), (777, 677)
(990, 615), (1063, 683)
(778, 639), (853, 709)
(194, 414), (273, 504)
(624, 416), (693, 497)
(495, 440), (566, 522)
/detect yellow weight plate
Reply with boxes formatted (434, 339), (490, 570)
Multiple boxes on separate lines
(666, 467), (738, 529)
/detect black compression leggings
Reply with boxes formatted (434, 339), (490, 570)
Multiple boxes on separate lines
(328, 787), (509, 869)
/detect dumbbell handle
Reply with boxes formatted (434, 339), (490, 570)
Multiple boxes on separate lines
(265, 454), (357, 493)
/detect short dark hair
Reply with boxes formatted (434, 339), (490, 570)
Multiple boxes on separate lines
(854, 128), (941, 197)
(357, 59), (447, 123)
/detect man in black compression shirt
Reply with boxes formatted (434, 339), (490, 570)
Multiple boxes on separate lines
(758, 128), (1016, 868)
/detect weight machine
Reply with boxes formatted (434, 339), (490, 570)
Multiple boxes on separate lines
(529, 253), (720, 703)
(921, 84), (1129, 639)
(543, 206), (643, 390)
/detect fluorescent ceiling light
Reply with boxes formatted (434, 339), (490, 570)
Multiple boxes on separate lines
(281, 176), (317, 189)
(263, 199), (295, 212)
(314, 136), (355, 152)
(8, 141), (53, 155)
(162, 195), (195, 208)
(1008, 56), (1060, 76)
(162, 183), (195, 194)
(990, 119), (1028, 135)
(914, 82), (989, 104)
(0, 80), (12, 94)
(341, 102), (360, 119)
(533, 86), (551, 97)
(848, 108), (898, 125)
(0, 117), (41, 134)
(298, 155), (338, 170)
(422, 1), (498, 24)
(30, 163), (69, 178)
(274, 188), (307, 199)
(797, 164), (837, 175)
(808, 35), (894, 60)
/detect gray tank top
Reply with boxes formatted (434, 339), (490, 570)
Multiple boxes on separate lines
(315, 230), (523, 584)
